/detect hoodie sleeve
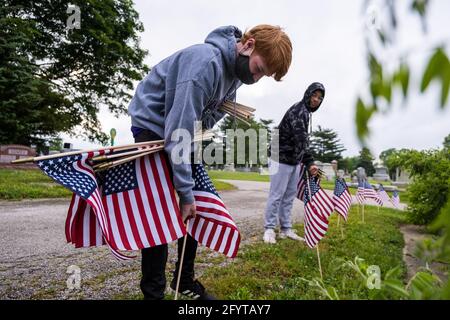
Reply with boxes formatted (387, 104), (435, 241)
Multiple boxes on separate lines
(164, 80), (209, 204)
(301, 151), (314, 168)
(202, 106), (226, 130)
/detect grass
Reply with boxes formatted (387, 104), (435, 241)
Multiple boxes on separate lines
(0, 168), (72, 200)
(198, 206), (407, 300)
(208, 170), (409, 205)
(0, 168), (236, 200)
(208, 170), (270, 182)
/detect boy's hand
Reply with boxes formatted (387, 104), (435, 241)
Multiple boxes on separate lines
(308, 165), (319, 177)
(180, 202), (196, 223)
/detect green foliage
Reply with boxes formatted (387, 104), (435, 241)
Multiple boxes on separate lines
(338, 156), (359, 173)
(0, 1), (149, 146)
(421, 48), (450, 108)
(309, 126), (346, 163)
(218, 116), (274, 167)
(379, 148), (397, 178)
(207, 170), (270, 182)
(302, 255), (445, 300)
(356, 1), (449, 144)
(386, 148), (450, 225)
(443, 133), (450, 150)
(379, 148), (396, 166)
(0, 168), (72, 200)
(356, 147), (376, 176)
(201, 207), (407, 299)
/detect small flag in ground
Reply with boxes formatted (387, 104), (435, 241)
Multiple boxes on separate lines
(356, 180), (365, 204)
(302, 176), (334, 248)
(363, 180), (383, 205)
(333, 178), (352, 221)
(391, 190), (400, 208)
(296, 163), (306, 201)
(377, 184), (390, 205)
(189, 164), (240, 258)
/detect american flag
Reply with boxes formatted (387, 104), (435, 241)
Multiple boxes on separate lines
(332, 178), (352, 221)
(302, 176), (334, 248)
(363, 180), (383, 206)
(391, 190), (400, 209)
(377, 184), (390, 205)
(356, 180), (365, 204)
(39, 151), (186, 260)
(296, 163), (307, 201)
(188, 164), (240, 258)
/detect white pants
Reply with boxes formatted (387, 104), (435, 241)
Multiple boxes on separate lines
(264, 160), (300, 231)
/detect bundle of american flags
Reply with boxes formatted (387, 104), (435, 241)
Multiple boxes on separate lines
(14, 134), (240, 260)
(219, 100), (255, 126)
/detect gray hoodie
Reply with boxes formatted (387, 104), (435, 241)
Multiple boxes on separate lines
(128, 26), (242, 204)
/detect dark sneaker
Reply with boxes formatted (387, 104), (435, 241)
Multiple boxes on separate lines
(170, 279), (217, 300)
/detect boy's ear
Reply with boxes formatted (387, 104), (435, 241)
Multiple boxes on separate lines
(242, 38), (256, 55)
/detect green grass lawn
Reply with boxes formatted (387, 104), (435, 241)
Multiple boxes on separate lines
(0, 168), (235, 200)
(198, 206), (407, 300)
(208, 170), (409, 204)
(208, 170), (270, 182)
(0, 168), (72, 200)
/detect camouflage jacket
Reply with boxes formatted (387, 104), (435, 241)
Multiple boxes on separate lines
(273, 82), (325, 167)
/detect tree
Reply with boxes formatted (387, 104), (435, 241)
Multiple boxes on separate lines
(379, 148), (397, 178)
(0, 1), (149, 147)
(339, 156), (359, 174)
(443, 133), (450, 150)
(356, 1), (450, 144)
(309, 126), (346, 163)
(355, 1), (450, 297)
(218, 116), (273, 167)
(387, 148), (450, 225)
(356, 147), (375, 177)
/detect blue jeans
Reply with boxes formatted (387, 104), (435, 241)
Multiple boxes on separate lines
(264, 160), (300, 231)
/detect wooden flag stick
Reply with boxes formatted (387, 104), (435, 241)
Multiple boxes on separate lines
(337, 214), (344, 238)
(12, 130), (214, 165)
(94, 147), (163, 172)
(94, 132), (213, 171)
(220, 110), (252, 126)
(221, 103), (253, 114)
(10, 139), (165, 164)
(92, 145), (162, 162)
(220, 108), (251, 119)
(220, 105), (253, 119)
(316, 245), (323, 280)
(175, 219), (190, 300)
(362, 203), (365, 223)
(222, 100), (256, 113)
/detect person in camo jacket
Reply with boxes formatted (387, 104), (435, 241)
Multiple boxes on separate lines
(263, 82), (325, 244)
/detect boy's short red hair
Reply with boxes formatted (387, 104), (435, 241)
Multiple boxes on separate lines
(241, 25), (293, 81)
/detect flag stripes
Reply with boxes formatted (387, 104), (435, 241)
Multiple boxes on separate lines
(64, 152), (186, 260)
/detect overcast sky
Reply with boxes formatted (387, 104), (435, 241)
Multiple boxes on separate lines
(63, 0), (450, 159)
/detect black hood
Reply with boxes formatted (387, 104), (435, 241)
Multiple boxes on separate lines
(302, 82), (325, 113)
